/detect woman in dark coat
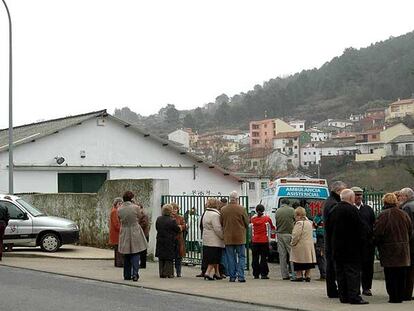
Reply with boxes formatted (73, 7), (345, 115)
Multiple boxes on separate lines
(374, 193), (412, 303)
(171, 203), (186, 277)
(156, 204), (180, 278)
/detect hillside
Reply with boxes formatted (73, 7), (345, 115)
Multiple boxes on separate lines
(115, 30), (414, 136)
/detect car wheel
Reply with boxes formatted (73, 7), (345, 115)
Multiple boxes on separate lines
(40, 233), (61, 252)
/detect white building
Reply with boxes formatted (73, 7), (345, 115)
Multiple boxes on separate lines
(306, 128), (330, 142)
(222, 132), (249, 144)
(235, 173), (271, 211)
(273, 132), (301, 168)
(288, 120), (306, 131)
(0, 110), (245, 195)
(327, 119), (353, 128)
(168, 129), (190, 149)
(385, 135), (414, 157)
(301, 141), (358, 167)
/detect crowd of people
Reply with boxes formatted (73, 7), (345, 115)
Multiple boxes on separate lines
(107, 185), (414, 305)
(323, 183), (414, 304)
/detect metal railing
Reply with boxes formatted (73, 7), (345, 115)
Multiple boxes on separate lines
(161, 195), (250, 269)
(363, 192), (384, 216)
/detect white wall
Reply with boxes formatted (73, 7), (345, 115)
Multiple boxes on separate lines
(0, 117), (243, 195)
(168, 130), (190, 149)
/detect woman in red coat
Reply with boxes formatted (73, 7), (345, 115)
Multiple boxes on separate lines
(171, 203), (187, 277)
(109, 197), (124, 267)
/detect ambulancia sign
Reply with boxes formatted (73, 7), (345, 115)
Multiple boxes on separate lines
(277, 186), (329, 198)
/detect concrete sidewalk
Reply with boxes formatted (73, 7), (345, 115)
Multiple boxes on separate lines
(1, 246), (413, 311)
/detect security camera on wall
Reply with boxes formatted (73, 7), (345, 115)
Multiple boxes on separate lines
(55, 156), (65, 165)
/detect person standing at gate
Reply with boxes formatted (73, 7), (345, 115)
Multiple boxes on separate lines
(0, 201), (10, 261)
(171, 203), (187, 277)
(351, 186), (375, 297)
(400, 187), (414, 301)
(156, 204), (181, 278)
(323, 181), (347, 298)
(109, 197), (124, 267)
(250, 204), (274, 279)
(136, 202), (150, 269)
(275, 198), (295, 280)
(202, 199), (225, 280)
(221, 191), (249, 283)
(118, 191), (148, 282)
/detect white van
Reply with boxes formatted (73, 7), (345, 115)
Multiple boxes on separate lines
(1, 194), (79, 252)
(261, 178), (329, 261)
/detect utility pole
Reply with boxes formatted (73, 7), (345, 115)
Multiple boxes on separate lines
(2, 0), (13, 194)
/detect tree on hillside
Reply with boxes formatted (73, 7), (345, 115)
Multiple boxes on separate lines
(183, 113), (196, 129)
(165, 104), (180, 125)
(113, 107), (142, 124)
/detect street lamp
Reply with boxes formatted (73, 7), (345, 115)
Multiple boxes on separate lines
(2, 0), (13, 194)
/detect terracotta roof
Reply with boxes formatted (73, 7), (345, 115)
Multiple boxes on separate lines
(390, 99), (414, 106)
(273, 131), (301, 139)
(244, 148), (274, 159)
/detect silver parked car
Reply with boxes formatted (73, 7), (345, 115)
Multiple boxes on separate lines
(0, 194), (79, 252)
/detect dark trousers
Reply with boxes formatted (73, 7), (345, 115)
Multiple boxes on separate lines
(0, 222), (5, 260)
(113, 246), (124, 267)
(174, 254), (183, 277)
(159, 260), (174, 278)
(139, 237), (149, 269)
(315, 236), (326, 278)
(123, 253), (140, 280)
(404, 265), (414, 301)
(139, 249), (147, 268)
(335, 261), (362, 303)
(384, 267), (406, 303)
(201, 246), (208, 274)
(326, 254), (338, 297)
(251, 243), (269, 277)
(361, 258), (374, 291)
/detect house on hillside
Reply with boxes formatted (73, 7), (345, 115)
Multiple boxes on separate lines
(288, 120), (306, 131)
(167, 128), (198, 150)
(249, 118), (296, 149)
(0, 110), (245, 195)
(242, 148), (288, 174)
(301, 141), (358, 168)
(272, 131), (301, 168)
(385, 134), (414, 157)
(306, 128), (330, 142)
(386, 97), (414, 121)
(355, 123), (412, 161)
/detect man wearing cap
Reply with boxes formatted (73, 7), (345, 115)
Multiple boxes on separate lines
(351, 186), (375, 297)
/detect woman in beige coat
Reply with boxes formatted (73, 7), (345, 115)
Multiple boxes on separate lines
(118, 191), (148, 282)
(202, 199), (225, 280)
(290, 207), (316, 282)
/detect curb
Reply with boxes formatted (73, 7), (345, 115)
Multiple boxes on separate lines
(0, 263), (317, 311)
(3, 253), (112, 261)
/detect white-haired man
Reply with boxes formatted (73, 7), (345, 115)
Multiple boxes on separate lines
(221, 191), (249, 282)
(326, 189), (368, 305)
(400, 187), (414, 301)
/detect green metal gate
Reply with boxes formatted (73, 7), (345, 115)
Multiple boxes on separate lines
(161, 195), (250, 269)
(363, 192), (384, 216)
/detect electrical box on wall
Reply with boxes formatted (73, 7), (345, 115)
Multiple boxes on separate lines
(80, 150), (86, 158)
(97, 117), (106, 126)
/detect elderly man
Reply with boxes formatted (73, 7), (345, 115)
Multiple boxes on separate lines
(323, 181), (347, 298)
(221, 191), (249, 283)
(327, 189), (368, 304)
(400, 187), (414, 301)
(351, 186), (375, 297)
(275, 198), (295, 280)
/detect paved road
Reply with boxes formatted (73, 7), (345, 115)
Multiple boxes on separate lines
(0, 266), (278, 311)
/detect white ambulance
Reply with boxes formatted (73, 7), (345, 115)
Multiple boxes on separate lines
(261, 178), (329, 262)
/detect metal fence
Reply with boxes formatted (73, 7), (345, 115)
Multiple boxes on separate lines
(161, 195), (250, 269)
(363, 192), (384, 216)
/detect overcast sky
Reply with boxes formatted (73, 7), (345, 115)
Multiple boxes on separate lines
(0, 0), (413, 128)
